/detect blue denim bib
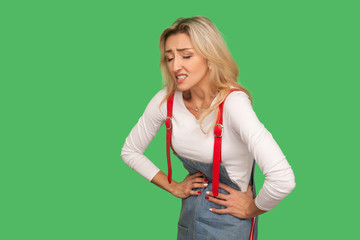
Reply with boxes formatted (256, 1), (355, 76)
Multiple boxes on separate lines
(176, 154), (258, 240)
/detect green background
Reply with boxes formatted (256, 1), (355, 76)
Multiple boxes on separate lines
(1, 0), (359, 239)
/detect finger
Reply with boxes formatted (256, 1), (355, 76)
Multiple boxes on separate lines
(206, 191), (229, 200)
(183, 173), (191, 180)
(206, 196), (228, 207)
(246, 185), (252, 192)
(192, 182), (208, 188)
(190, 190), (203, 195)
(209, 207), (230, 214)
(219, 183), (235, 194)
(194, 177), (208, 183)
(189, 172), (203, 178)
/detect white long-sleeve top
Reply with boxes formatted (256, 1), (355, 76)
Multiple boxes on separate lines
(121, 88), (295, 211)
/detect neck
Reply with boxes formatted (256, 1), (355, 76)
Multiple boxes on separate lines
(188, 82), (217, 109)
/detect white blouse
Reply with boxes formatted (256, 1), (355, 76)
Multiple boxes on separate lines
(121, 88), (295, 211)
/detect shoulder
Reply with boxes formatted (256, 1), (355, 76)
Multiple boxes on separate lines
(223, 89), (258, 126)
(145, 88), (168, 109)
(223, 90), (263, 137)
(223, 90), (252, 110)
(151, 88), (168, 103)
(142, 88), (168, 120)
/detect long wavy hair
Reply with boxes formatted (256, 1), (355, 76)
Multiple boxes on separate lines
(159, 16), (253, 134)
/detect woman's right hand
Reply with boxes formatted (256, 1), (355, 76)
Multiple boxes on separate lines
(171, 172), (208, 199)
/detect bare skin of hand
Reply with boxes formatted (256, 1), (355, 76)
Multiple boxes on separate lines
(172, 172), (209, 199)
(206, 183), (266, 219)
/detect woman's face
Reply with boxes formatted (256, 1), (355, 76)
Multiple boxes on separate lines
(165, 33), (210, 92)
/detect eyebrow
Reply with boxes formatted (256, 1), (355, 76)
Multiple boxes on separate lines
(165, 48), (193, 53)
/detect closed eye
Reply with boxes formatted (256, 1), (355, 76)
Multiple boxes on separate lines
(166, 56), (191, 62)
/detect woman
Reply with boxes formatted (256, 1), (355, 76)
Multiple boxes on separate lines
(121, 16), (295, 240)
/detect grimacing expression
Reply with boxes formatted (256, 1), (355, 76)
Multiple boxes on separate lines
(165, 33), (210, 92)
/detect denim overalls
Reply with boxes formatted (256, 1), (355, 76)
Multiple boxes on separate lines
(165, 89), (258, 240)
(176, 154), (258, 240)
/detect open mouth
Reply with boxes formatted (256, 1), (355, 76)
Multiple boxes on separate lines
(176, 74), (187, 83)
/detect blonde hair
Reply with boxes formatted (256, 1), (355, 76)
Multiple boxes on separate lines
(159, 16), (253, 134)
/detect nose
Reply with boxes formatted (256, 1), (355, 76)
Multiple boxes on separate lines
(172, 57), (183, 72)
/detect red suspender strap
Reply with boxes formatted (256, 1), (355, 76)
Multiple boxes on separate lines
(166, 89), (243, 190)
(165, 93), (175, 183)
(212, 88), (242, 197)
(249, 217), (255, 240)
(166, 89), (254, 238)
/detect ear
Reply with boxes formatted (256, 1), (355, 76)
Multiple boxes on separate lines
(206, 59), (211, 69)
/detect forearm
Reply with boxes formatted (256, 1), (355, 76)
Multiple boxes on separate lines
(254, 166), (296, 211)
(150, 170), (178, 196)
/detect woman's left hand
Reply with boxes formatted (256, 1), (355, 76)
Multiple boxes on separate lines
(206, 183), (265, 219)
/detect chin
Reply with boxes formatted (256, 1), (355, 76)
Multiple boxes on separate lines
(176, 84), (190, 92)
